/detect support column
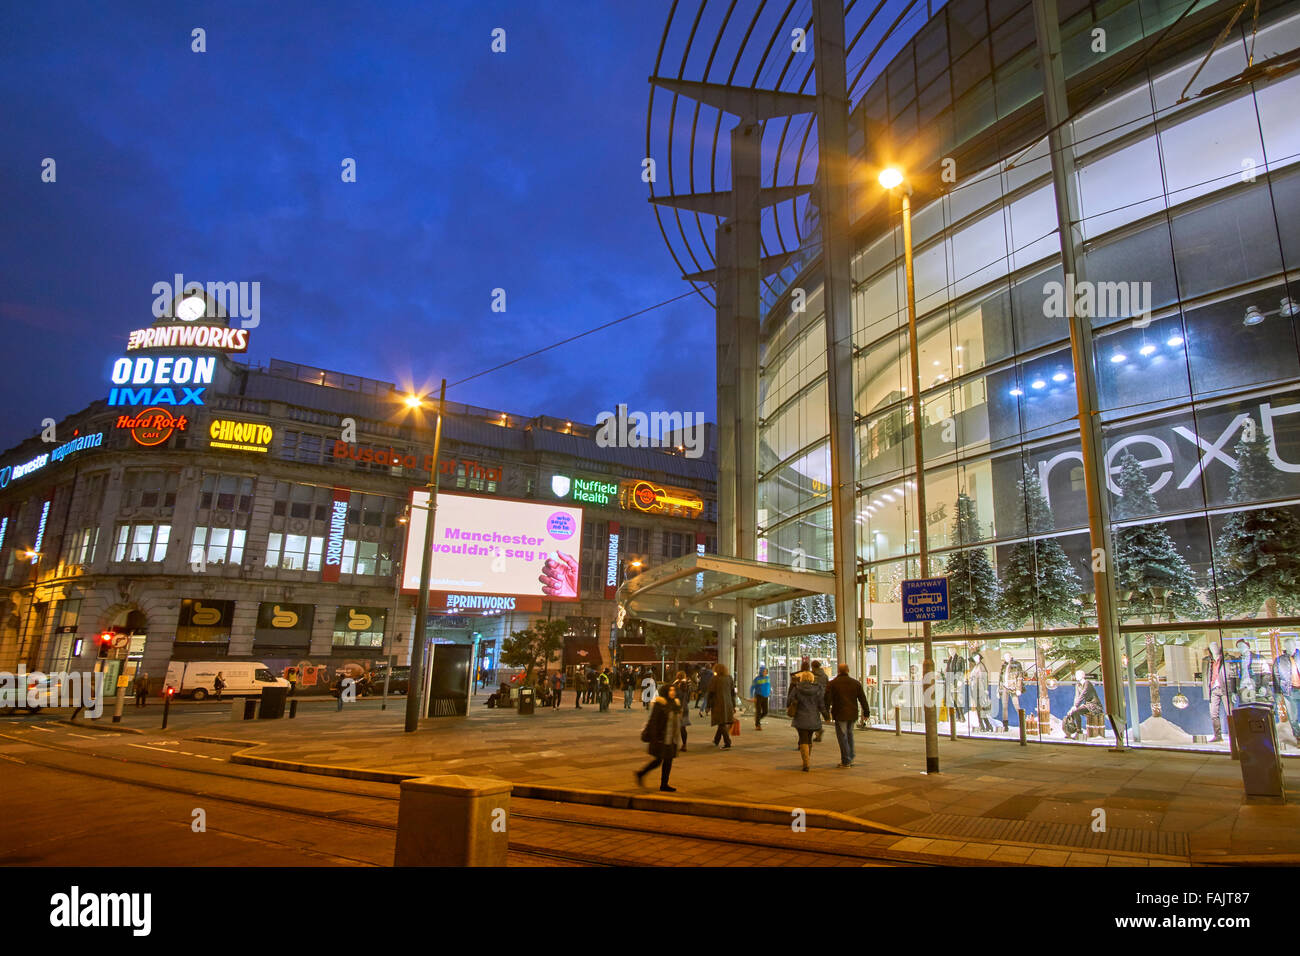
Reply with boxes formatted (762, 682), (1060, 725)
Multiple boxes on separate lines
(732, 121), (763, 687)
(1032, 0), (1127, 745)
(714, 219), (738, 673)
(812, 0), (859, 668)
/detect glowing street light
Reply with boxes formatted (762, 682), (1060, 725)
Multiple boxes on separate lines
(878, 164), (938, 774)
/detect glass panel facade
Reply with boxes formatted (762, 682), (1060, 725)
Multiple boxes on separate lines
(754, 1), (1300, 756)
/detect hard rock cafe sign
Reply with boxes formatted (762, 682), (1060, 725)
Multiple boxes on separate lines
(116, 407), (189, 446)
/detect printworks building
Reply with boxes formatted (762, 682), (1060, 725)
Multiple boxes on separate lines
(0, 296), (716, 693)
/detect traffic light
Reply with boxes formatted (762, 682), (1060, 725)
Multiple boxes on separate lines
(164, 685), (176, 698)
(96, 633), (113, 659)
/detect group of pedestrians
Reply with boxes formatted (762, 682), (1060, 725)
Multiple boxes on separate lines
(636, 657), (871, 788)
(635, 663), (739, 791)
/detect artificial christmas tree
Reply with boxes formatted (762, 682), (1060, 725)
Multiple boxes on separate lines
(1213, 431), (1300, 619)
(935, 492), (1001, 635)
(999, 466), (1083, 733)
(1111, 448), (1200, 741)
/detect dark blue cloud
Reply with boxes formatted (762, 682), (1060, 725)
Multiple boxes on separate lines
(0, 0), (716, 451)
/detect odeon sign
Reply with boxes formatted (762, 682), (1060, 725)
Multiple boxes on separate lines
(0, 432), (104, 489)
(107, 355), (216, 406)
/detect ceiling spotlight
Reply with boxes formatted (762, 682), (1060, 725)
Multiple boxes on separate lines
(1281, 297), (1298, 317)
(1051, 371), (1068, 383)
(1139, 344), (1156, 356)
(1166, 334), (1184, 348)
(1009, 387), (1024, 397)
(1110, 352), (1127, 363)
(1031, 379), (1046, 389)
(1244, 305), (1265, 326)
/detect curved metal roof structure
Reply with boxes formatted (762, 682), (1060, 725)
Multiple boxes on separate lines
(645, 0), (948, 309)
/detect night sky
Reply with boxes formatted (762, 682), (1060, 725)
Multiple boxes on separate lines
(0, 0), (716, 452)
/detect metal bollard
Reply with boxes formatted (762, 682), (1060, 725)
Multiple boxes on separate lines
(289, 699), (298, 719)
(894, 706), (901, 736)
(1018, 708), (1026, 747)
(394, 775), (512, 866)
(949, 708), (957, 741)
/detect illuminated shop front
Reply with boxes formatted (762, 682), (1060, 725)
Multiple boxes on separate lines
(647, 0), (1300, 754)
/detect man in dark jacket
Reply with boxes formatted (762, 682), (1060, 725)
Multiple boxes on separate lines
(811, 661), (830, 742)
(696, 666), (714, 716)
(826, 664), (871, 768)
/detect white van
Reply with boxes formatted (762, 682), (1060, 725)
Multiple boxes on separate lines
(164, 660), (289, 700)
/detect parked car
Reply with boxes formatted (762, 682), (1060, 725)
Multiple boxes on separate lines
(368, 666), (410, 695)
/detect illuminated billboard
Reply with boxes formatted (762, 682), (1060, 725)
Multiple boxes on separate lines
(402, 491), (583, 601)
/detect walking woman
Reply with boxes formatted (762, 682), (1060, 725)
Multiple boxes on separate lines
(635, 683), (681, 792)
(671, 670), (692, 751)
(790, 670), (826, 771)
(710, 664), (736, 749)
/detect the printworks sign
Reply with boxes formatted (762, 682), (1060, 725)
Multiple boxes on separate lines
(321, 487), (350, 584)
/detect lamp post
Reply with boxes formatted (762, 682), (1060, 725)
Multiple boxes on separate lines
(404, 379), (447, 733)
(880, 167), (939, 774)
(380, 508), (410, 711)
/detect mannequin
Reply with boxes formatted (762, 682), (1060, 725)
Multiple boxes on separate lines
(966, 652), (992, 732)
(1201, 641), (1230, 743)
(998, 651), (1025, 733)
(943, 649), (967, 718)
(1233, 638), (1258, 704)
(1062, 668), (1102, 739)
(1275, 637), (1300, 738)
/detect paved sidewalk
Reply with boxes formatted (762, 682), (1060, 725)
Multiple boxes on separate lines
(133, 696), (1300, 864)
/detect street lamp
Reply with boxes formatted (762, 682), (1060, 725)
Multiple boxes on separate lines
(879, 165), (939, 774)
(403, 380), (448, 733)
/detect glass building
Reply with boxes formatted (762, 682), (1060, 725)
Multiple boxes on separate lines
(649, 0), (1300, 754)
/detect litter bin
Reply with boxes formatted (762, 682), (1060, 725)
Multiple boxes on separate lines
(517, 686), (536, 715)
(1231, 703), (1285, 799)
(259, 685), (288, 719)
(242, 698), (257, 720)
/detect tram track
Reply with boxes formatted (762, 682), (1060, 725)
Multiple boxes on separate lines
(0, 729), (918, 866)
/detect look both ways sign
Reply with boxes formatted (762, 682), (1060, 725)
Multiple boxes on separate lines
(902, 577), (949, 623)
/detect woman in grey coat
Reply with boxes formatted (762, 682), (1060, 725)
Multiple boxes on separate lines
(709, 664), (736, 749)
(790, 671), (826, 771)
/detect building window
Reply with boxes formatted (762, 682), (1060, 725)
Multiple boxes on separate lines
(265, 532), (324, 571)
(340, 539), (388, 576)
(624, 526), (651, 553)
(331, 607), (388, 648)
(198, 474), (254, 514)
(280, 430), (327, 464)
(121, 470), (178, 510)
(348, 492), (397, 528)
(113, 523), (170, 562)
(60, 527), (99, 566)
(272, 482), (334, 520)
(190, 528), (247, 567)
(661, 531), (689, 558)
